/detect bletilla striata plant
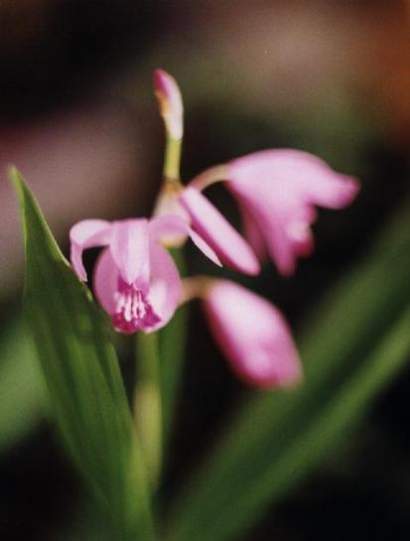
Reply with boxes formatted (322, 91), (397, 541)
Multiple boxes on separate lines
(70, 69), (359, 388)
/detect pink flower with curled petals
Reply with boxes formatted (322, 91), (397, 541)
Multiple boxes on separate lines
(201, 280), (302, 388)
(70, 215), (221, 334)
(227, 149), (360, 275)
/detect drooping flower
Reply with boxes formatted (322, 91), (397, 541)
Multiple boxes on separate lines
(195, 279), (302, 388)
(188, 149), (360, 276)
(70, 215), (220, 333)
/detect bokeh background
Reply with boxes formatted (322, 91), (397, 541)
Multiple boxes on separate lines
(1, 1), (409, 539)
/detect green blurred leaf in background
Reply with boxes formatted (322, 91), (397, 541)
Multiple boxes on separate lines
(166, 198), (410, 541)
(0, 318), (47, 452)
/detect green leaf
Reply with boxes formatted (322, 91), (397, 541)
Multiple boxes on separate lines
(11, 168), (155, 540)
(166, 200), (410, 541)
(0, 318), (47, 452)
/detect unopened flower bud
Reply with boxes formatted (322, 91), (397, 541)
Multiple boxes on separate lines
(153, 69), (183, 140)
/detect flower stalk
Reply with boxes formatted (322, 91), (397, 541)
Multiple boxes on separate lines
(134, 331), (163, 490)
(133, 70), (185, 492)
(163, 137), (182, 183)
(190, 164), (228, 191)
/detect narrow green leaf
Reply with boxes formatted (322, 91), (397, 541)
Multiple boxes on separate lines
(166, 200), (410, 541)
(11, 168), (155, 540)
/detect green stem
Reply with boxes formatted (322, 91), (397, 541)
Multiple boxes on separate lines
(163, 137), (182, 181)
(134, 332), (162, 490)
(159, 248), (188, 452)
(134, 251), (188, 482)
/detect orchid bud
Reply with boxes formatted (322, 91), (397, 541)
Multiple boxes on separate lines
(153, 68), (183, 141)
(202, 280), (302, 389)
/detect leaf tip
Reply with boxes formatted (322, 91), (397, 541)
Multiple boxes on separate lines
(8, 165), (24, 198)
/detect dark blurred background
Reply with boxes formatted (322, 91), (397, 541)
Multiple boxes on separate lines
(0, 1), (409, 539)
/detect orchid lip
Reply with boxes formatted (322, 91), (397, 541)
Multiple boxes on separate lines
(112, 279), (161, 334)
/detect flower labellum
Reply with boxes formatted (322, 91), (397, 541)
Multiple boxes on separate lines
(202, 280), (302, 388)
(70, 215), (221, 334)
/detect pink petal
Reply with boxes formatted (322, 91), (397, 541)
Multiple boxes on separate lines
(149, 214), (222, 267)
(239, 205), (267, 261)
(304, 173), (359, 208)
(146, 241), (182, 331)
(69, 219), (112, 281)
(203, 280), (302, 388)
(227, 187), (303, 275)
(230, 149), (360, 209)
(188, 229), (222, 267)
(153, 188), (190, 221)
(110, 219), (150, 287)
(93, 248), (119, 316)
(260, 207), (315, 276)
(179, 187), (260, 276)
(149, 214), (186, 241)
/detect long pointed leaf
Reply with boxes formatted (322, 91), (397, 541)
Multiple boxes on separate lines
(11, 168), (155, 540)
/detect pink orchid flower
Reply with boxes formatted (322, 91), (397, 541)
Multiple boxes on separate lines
(187, 149), (360, 276)
(70, 215), (220, 334)
(200, 279), (302, 388)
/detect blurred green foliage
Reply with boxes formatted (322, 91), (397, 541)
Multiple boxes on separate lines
(0, 318), (47, 452)
(166, 198), (410, 541)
